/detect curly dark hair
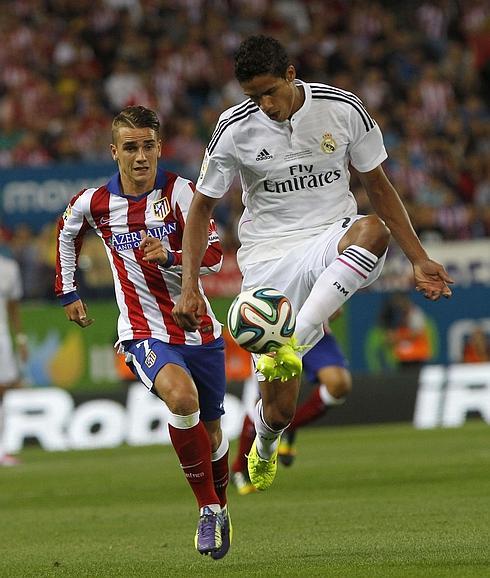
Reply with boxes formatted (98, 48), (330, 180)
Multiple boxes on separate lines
(112, 106), (160, 141)
(234, 36), (289, 83)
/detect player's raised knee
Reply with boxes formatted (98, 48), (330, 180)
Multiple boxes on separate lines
(357, 215), (391, 254)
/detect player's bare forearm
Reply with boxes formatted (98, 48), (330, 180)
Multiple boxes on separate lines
(360, 166), (428, 264)
(181, 191), (218, 292)
(174, 191), (218, 330)
(360, 166), (453, 300)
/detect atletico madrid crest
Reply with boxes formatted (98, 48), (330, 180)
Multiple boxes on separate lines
(321, 133), (336, 154)
(152, 197), (170, 220)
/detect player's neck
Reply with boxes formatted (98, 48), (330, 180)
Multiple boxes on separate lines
(288, 84), (305, 119)
(120, 175), (155, 197)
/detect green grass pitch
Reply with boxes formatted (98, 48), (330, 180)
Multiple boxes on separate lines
(1, 421), (489, 577)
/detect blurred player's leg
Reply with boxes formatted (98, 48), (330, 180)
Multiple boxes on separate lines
(0, 402), (20, 467)
(278, 385), (346, 466)
(231, 414), (257, 495)
(279, 364), (350, 467)
(0, 347), (23, 467)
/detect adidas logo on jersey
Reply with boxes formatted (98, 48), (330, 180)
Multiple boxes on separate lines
(256, 148), (273, 161)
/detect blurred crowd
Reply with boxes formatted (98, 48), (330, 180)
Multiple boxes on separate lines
(0, 0), (489, 299)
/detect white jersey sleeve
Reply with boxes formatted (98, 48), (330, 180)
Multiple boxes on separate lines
(196, 107), (241, 198)
(346, 102), (387, 173)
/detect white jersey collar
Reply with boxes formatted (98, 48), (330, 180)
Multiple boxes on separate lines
(290, 79), (311, 124)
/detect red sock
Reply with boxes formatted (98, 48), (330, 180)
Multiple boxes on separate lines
(289, 386), (327, 430)
(231, 414), (255, 473)
(212, 449), (229, 509)
(168, 421), (219, 509)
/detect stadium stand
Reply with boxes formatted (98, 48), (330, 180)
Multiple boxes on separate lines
(0, 0), (489, 297)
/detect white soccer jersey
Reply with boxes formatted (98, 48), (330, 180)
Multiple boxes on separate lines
(197, 80), (387, 270)
(0, 254), (22, 335)
(56, 168), (223, 346)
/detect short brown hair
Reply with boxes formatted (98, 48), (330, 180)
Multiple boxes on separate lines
(112, 106), (160, 142)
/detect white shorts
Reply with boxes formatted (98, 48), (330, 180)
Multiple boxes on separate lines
(242, 215), (387, 345)
(0, 333), (19, 384)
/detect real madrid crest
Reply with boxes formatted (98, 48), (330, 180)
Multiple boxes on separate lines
(152, 196), (170, 221)
(321, 132), (336, 154)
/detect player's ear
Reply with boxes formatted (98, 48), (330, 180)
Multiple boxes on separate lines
(286, 65), (296, 83)
(110, 144), (118, 161)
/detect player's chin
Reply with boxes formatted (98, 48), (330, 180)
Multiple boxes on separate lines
(133, 168), (150, 179)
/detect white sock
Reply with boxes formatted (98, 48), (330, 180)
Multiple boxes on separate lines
(167, 410), (199, 429)
(295, 245), (378, 345)
(211, 436), (229, 462)
(253, 399), (285, 460)
(318, 384), (346, 406)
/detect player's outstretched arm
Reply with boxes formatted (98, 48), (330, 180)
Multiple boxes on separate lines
(173, 191), (218, 331)
(64, 299), (94, 328)
(359, 166), (454, 301)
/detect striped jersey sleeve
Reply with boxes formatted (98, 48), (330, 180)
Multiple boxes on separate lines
(168, 176), (223, 274)
(55, 188), (93, 297)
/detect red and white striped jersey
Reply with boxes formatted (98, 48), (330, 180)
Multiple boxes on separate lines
(55, 168), (223, 346)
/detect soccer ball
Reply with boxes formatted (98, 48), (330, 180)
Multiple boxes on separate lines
(227, 287), (296, 353)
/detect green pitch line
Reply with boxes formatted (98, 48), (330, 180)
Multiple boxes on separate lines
(0, 421), (488, 577)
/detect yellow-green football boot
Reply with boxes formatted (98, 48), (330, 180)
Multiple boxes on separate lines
(247, 437), (279, 491)
(257, 337), (305, 382)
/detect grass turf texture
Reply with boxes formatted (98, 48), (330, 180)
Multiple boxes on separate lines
(1, 421), (488, 577)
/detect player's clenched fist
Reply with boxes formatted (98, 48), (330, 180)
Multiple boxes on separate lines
(140, 230), (169, 265)
(64, 299), (94, 328)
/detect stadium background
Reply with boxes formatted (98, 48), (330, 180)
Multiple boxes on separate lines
(0, 0), (489, 451)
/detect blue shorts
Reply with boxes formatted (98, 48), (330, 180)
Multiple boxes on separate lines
(123, 337), (226, 422)
(302, 333), (347, 384)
